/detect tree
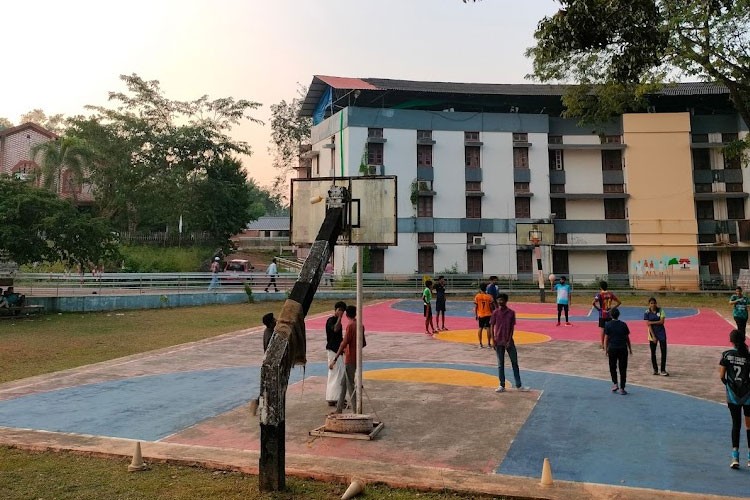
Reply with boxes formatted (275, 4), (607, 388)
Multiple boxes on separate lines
(69, 73), (263, 239)
(0, 176), (119, 267)
(0, 117), (12, 130)
(20, 109), (66, 134)
(31, 136), (92, 200)
(269, 85), (311, 199)
(527, 1), (750, 129)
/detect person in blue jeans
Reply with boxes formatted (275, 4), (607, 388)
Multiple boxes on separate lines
(604, 308), (632, 395)
(490, 293), (529, 393)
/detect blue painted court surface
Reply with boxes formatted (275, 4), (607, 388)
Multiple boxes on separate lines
(0, 361), (743, 497)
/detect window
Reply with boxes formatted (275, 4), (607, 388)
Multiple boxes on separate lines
(728, 199), (746, 220)
(515, 197), (531, 218)
(602, 150), (622, 171)
(513, 132), (528, 143)
(692, 149), (711, 170)
(417, 145), (433, 167)
(369, 249), (385, 273)
(418, 248), (434, 274)
(692, 133), (709, 143)
(466, 197), (482, 218)
(516, 250), (533, 273)
(696, 200), (714, 220)
(465, 131), (480, 142)
(727, 182), (744, 192)
(698, 233), (716, 244)
(552, 250), (569, 274)
(603, 184), (625, 193)
(601, 135), (621, 144)
(550, 198), (566, 219)
(548, 135), (563, 144)
(368, 128), (383, 138)
(607, 251), (629, 274)
(604, 199), (626, 219)
(723, 133), (739, 143)
(732, 252), (749, 276)
(467, 249), (484, 274)
(367, 142), (383, 165)
(549, 150), (564, 170)
(725, 155), (741, 169)
(514, 182), (530, 193)
(465, 146), (480, 168)
(554, 233), (568, 244)
(417, 196), (433, 217)
(466, 181), (482, 192)
(61, 170), (81, 194)
(694, 183), (712, 193)
(418, 233), (434, 246)
(606, 233), (628, 243)
(417, 130), (432, 140)
(550, 184), (565, 193)
(513, 147), (529, 168)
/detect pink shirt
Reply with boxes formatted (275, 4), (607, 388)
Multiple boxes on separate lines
(490, 306), (516, 346)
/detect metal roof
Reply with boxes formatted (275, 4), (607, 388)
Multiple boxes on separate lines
(246, 216), (290, 231)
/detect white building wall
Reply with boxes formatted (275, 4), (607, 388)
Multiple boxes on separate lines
(529, 133), (551, 219)
(564, 150), (603, 193)
(486, 233), (517, 275)
(384, 238), (417, 274)
(482, 131), (514, 218)
(432, 130), (465, 218)
(569, 252), (608, 280)
(567, 199), (604, 219)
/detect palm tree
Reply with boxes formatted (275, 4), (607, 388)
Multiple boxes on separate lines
(31, 136), (92, 201)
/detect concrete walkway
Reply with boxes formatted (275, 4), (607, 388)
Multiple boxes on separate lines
(0, 299), (745, 499)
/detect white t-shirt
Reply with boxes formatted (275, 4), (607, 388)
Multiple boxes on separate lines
(266, 262), (277, 276)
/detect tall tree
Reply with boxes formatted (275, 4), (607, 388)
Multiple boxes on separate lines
(269, 85), (311, 199)
(31, 136), (92, 200)
(0, 117), (12, 130)
(0, 176), (118, 267)
(20, 109), (66, 134)
(526, 1), (750, 129)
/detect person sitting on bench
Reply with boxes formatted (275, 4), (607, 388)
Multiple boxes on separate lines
(0, 288), (7, 308)
(4, 287), (24, 307)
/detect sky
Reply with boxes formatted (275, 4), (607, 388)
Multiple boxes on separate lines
(1, 0), (560, 189)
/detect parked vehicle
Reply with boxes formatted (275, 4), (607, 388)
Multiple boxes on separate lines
(224, 259), (255, 285)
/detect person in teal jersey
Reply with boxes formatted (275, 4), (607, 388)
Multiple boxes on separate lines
(644, 297), (668, 376)
(553, 276), (572, 326)
(422, 280), (436, 336)
(729, 286), (749, 336)
(719, 329), (750, 469)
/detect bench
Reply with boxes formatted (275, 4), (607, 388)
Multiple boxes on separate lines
(0, 304), (45, 318)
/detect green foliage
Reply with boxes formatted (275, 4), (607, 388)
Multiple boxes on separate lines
(0, 117), (12, 130)
(243, 282), (255, 303)
(439, 262), (460, 275)
(269, 85), (311, 199)
(410, 179), (419, 206)
(527, 1), (750, 132)
(119, 245), (211, 272)
(0, 176), (119, 267)
(31, 135), (93, 199)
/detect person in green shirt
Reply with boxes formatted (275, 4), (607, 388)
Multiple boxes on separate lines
(423, 280), (436, 336)
(729, 286), (749, 336)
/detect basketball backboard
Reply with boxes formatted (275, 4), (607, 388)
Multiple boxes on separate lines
(515, 223), (554, 246)
(290, 176), (398, 246)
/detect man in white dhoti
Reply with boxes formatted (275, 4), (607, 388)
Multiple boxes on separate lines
(325, 301), (347, 406)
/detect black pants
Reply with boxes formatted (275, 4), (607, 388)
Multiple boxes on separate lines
(728, 403), (750, 448)
(734, 317), (747, 337)
(608, 347), (629, 389)
(557, 303), (569, 322)
(265, 277), (278, 291)
(649, 338), (667, 372)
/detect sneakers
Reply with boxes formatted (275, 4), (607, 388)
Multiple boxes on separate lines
(516, 386), (531, 392)
(495, 385), (506, 393)
(565, 322), (572, 326)
(556, 322), (561, 326)
(619, 388), (628, 395)
(611, 384), (619, 392)
(731, 449), (740, 469)
(652, 370), (659, 376)
(478, 344), (484, 349)
(660, 371), (670, 376)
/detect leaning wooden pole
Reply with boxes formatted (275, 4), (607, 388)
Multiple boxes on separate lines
(258, 207), (343, 491)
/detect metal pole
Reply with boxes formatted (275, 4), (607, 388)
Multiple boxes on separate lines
(355, 245), (364, 415)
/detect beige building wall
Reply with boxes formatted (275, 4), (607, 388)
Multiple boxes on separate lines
(623, 113), (698, 290)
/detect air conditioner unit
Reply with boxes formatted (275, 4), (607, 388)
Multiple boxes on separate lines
(368, 164), (384, 175)
(472, 236), (486, 246)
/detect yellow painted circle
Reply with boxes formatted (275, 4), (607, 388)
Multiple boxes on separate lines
(364, 367), (497, 387)
(433, 329), (551, 345)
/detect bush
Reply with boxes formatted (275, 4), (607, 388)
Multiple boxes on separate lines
(119, 245), (213, 272)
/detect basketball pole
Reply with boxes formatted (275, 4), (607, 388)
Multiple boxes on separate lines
(355, 245), (364, 415)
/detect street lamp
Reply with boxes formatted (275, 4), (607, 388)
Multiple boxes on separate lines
(529, 228), (545, 302)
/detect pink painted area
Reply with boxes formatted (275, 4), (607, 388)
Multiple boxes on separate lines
(306, 300), (734, 347)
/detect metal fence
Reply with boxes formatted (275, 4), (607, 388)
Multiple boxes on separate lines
(10, 271), (736, 298)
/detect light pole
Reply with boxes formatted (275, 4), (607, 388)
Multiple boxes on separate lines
(530, 228), (545, 303)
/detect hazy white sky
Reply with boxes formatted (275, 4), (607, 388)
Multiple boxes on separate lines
(1, 0), (559, 188)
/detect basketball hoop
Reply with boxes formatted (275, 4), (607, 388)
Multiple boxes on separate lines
(530, 236), (540, 246)
(529, 228), (542, 247)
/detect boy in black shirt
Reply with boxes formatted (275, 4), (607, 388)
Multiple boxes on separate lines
(604, 308), (632, 395)
(435, 276), (447, 331)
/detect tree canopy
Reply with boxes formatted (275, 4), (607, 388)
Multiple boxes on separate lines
(527, 1), (750, 128)
(0, 176), (118, 267)
(269, 85), (311, 200)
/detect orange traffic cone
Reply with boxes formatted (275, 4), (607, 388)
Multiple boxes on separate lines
(341, 478), (365, 499)
(540, 457), (553, 487)
(128, 441), (147, 472)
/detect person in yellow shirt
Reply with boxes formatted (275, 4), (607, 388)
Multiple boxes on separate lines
(474, 283), (495, 348)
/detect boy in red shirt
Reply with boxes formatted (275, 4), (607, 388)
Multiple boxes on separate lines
(329, 305), (365, 414)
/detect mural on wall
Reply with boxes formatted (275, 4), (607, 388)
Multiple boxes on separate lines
(633, 256), (696, 276)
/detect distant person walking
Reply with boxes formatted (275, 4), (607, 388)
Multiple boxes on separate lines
(423, 280), (437, 335)
(434, 276), (448, 331)
(593, 281), (621, 349)
(208, 256), (221, 290)
(325, 301), (347, 406)
(604, 308), (632, 395)
(729, 286), (749, 336)
(719, 329), (750, 469)
(265, 258), (279, 293)
(645, 297), (669, 376)
(554, 276), (572, 326)
(490, 293), (528, 392)
(474, 283), (494, 348)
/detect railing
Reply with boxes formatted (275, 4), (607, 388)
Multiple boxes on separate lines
(10, 272), (736, 297)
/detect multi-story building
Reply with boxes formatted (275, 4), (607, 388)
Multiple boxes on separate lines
(298, 76), (749, 289)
